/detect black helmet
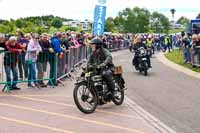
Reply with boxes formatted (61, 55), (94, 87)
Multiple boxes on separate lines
(89, 37), (103, 49)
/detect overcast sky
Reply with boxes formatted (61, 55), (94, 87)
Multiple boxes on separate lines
(0, 0), (199, 21)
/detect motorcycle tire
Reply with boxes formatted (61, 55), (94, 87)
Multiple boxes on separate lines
(112, 81), (124, 105)
(73, 84), (98, 114)
(144, 69), (148, 76)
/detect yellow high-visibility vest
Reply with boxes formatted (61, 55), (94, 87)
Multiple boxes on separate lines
(165, 37), (171, 45)
(147, 39), (153, 46)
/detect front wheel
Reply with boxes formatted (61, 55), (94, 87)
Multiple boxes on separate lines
(73, 84), (98, 114)
(112, 82), (124, 105)
(144, 69), (148, 76)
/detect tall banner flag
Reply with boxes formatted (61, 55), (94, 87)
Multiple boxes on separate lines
(93, 0), (107, 35)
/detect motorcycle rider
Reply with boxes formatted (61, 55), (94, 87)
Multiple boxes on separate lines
(146, 36), (155, 54)
(87, 37), (116, 96)
(132, 36), (152, 69)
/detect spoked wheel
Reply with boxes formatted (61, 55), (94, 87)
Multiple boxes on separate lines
(112, 82), (124, 105)
(73, 84), (98, 114)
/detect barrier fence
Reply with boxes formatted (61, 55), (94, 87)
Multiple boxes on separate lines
(0, 41), (130, 93)
(193, 47), (200, 67)
(0, 50), (57, 92)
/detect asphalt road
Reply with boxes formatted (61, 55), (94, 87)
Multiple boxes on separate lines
(1, 49), (200, 133)
(113, 50), (200, 133)
(0, 52), (160, 133)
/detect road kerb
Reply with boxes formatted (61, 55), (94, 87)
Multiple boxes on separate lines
(156, 53), (200, 79)
(125, 96), (177, 133)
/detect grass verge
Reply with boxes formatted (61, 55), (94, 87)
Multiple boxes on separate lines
(165, 50), (200, 73)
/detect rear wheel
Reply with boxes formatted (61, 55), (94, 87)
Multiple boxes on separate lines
(73, 84), (98, 114)
(112, 81), (124, 105)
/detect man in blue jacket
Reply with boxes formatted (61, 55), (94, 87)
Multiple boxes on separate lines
(48, 32), (64, 86)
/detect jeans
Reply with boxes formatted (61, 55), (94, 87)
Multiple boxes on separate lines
(27, 61), (36, 84)
(183, 48), (191, 63)
(49, 54), (56, 85)
(4, 65), (18, 87)
(18, 53), (28, 78)
(37, 61), (47, 83)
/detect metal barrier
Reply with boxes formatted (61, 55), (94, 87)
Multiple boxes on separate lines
(107, 39), (130, 52)
(194, 47), (200, 67)
(0, 50), (57, 92)
(56, 46), (87, 81)
(0, 41), (130, 93)
(56, 41), (130, 81)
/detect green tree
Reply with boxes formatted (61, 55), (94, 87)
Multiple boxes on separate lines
(15, 19), (25, 28)
(51, 18), (63, 29)
(117, 7), (150, 33)
(105, 17), (115, 32)
(0, 24), (10, 33)
(176, 16), (190, 31)
(150, 12), (170, 33)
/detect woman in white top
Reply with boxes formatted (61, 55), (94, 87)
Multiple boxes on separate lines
(25, 34), (42, 88)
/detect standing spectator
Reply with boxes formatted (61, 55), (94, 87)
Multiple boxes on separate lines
(0, 33), (6, 49)
(102, 35), (108, 49)
(4, 36), (24, 90)
(84, 34), (92, 58)
(24, 33), (32, 42)
(25, 34), (42, 88)
(190, 34), (198, 67)
(37, 33), (53, 87)
(182, 36), (191, 63)
(197, 34), (200, 66)
(0, 34), (6, 81)
(62, 33), (71, 50)
(72, 34), (81, 48)
(48, 32), (64, 86)
(76, 33), (84, 46)
(165, 35), (172, 52)
(17, 31), (28, 79)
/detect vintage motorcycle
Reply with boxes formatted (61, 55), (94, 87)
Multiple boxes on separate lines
(73, 66), (125, 114)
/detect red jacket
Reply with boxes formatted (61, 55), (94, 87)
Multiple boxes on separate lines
(6, 41), (22, 52)
(4, 41), (23, 66)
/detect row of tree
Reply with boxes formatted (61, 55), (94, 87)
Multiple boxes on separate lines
(105, 7), (200, 33)
(0, 7), (200, 34)
(0, 15), (73, 34)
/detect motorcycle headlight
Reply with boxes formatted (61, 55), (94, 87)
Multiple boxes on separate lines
(141, 50), (145, 54)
